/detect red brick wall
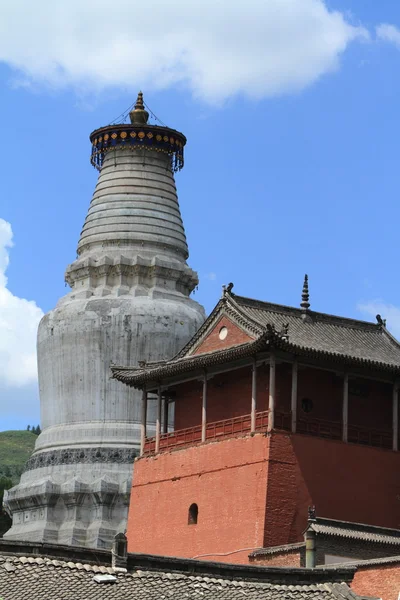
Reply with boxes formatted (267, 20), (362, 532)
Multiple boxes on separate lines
(352, 563), (400, 600)
(127, 430), (400, 564)
(264, 433), (400, 547)
(127, 434), (270, 563)
(192, 316), (254, 355)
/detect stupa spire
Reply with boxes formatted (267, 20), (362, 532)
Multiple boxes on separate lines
(129, 91), (149, 125)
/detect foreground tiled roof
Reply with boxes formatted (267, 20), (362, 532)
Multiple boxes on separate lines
(307, 517), (400, 546)
(0, 541), (369, 600)
(111, 290), (400, 387)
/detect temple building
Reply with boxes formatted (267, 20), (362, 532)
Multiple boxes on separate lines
(112, 279), (400, 564)
(4, 93), (205, 548)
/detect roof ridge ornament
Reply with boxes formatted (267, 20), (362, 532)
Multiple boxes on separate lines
(222, 282), (234, 299)
(300, 274), (310, 311)
(376, 314), (387, 329)
(129, 91), (149, 125)
(300, 274), (313, 323)
(308, 505), (317, 522)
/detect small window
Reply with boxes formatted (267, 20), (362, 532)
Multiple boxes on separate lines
(301, 398), (313, 413)
(188, 503), (198, 525)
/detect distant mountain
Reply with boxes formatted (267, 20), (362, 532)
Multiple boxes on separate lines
(0, 430), (37, 483)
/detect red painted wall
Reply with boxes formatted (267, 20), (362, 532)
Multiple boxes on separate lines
(172, 363), (393, 444)
(193, 316), (254, 355)
(348, 378), (392, 431)
(265, 433), (400, 547)
(297, 367), (342, 423)
(127, 431), (400, 564)
(128, 435), (270, 563)
(174, 365), (270, 430)
(352, 563), (400, 600)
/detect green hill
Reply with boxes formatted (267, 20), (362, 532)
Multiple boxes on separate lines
(0, 430), (37, 483)
(0, 430), (37, 537)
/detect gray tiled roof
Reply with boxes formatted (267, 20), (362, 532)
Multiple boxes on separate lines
(250, 542), (306, 557)
(307, 517), (400, 546)
(111, 291), (400, 387)
(233, 295), (400, 370)
(0, 549), (367, 600)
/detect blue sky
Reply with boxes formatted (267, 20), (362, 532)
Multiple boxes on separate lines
(2, 0), (400, 430)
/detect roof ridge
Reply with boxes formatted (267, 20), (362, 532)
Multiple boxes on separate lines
(234, 295), (383, 332)
(315, 517), (400, 536)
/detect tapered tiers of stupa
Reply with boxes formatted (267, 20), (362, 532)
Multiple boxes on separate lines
(4, 93), (205, 549)
(66, 91), (197, 300)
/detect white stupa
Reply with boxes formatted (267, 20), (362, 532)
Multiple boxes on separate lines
(4, 93), (205, 548)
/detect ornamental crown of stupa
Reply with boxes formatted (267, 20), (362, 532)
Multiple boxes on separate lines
(90, 91), (186, 172)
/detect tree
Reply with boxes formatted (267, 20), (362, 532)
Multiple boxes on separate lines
(27, 425), (30, 431)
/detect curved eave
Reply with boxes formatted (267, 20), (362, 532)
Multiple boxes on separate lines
(111, 335), (269, 388)
(111, 332), (400, 389)
(89, 123), (187, 146)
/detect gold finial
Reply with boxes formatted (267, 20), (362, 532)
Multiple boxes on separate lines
(129, 91), (149, 125)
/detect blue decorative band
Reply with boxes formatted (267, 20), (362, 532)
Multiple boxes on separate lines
(90, 124), (186, 172)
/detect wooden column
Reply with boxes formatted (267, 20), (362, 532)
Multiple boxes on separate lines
(291, 360), (298, 433)
(202, 371), (208, 443)
(163, 394), (169, 434)
(140, 387), (148, 456)
(393, 382), (399, 452)
(251, 358), (257, 433)
(268, 354), (276, 432)
(342, 373), (348, 443)
(155, 385), (162, 452)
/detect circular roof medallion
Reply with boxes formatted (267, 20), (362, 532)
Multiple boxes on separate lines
(219, 326), (228, 341)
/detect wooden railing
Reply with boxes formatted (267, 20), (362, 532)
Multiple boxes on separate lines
(348, 424), (392, 450)
(143, 411), (269, 455)
(297, 416), (342, 440)
(143, 412), (393, 455)
(142, 410), (295, 455)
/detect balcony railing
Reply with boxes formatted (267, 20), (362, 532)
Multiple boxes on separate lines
(143, 411), (394, 455)
(297, 416), (342, 440)
(143, 410), (294, 455)
(348, 424), (392, 450)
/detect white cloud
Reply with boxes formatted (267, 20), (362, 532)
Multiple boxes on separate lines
(357, 301), (400, 339)
(204, 272), (217, 281)
(376, 23), (400, 48)
(0, 0), (368, 103)
(0, 219), (43, 387)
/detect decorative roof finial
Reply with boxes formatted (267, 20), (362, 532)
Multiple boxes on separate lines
(221, 282), (234, 299)
(129, 91), (149, 125)
(300, 274), (310, 311)
(376, 314), (386, 328)
(308, 505), (316, 522)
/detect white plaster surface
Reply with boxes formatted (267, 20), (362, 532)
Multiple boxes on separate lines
(4, 147), (205, 547)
